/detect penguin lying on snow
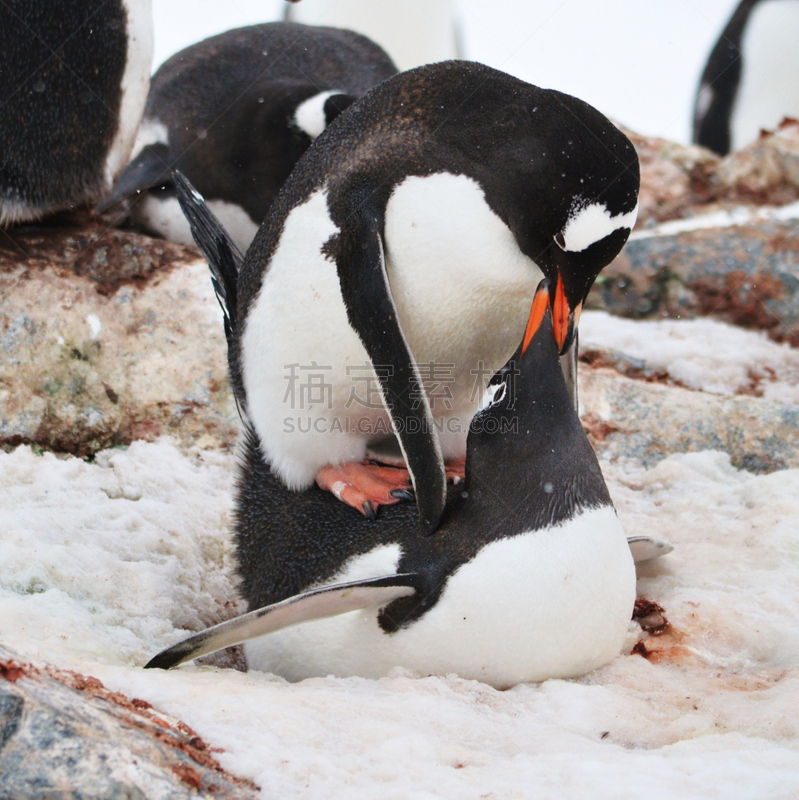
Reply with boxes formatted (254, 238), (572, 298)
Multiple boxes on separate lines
(693, 0), (799, 155)
(146, 280), (670, 687)
(0, 0), (152, 225)
(217, 60), (639, 532)
(100, 22), (397, 250)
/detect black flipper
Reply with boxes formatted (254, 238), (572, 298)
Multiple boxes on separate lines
(172, 171), (247, 411)
(328, 204), (447, 535)
(97, 142), (172, 213)
(145, 574), (420, 670)
(627, 536), (674, 563)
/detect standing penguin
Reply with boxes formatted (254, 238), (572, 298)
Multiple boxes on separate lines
(223, 61), (639, 533)
(101, 22), (397, 250)
(693, 0), (799, 155)
(0, 0), (153, 225)
(146, 281), (640, 689)
(284, 0), (460, 72)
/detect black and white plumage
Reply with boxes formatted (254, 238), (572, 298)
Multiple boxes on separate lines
(0, 0), (152, 225)
(228, 61), (639, 533)
(693, 0), (799, 155)
(102, 22), (397, 250)
(146, 282), (648, 688)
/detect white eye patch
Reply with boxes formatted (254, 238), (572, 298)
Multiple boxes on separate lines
(293, 90), (343, 139)
(557, 201), (639, 253)
(129, 118), (169, 160)
(477, 380), (507, 413)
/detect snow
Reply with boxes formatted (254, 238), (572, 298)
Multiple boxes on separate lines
(633, 201), (799, 239)
(0, 440), (238, 666)
(581, 311), (799, 402)
(3, 427), (799, 796)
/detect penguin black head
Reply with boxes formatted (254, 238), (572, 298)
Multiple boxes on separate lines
(303, 60), (640, 360)
(472, 89), (640, 355)
(465, 280), (612, 527)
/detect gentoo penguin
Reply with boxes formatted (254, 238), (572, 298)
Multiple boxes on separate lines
(208, 61), (639, 533)
(0, 0), (152, 225)
(100, 22), (397, 250)
(285, 0), (460, 71)
(693, 0), (799, 155)
(146, 281), (641, 688)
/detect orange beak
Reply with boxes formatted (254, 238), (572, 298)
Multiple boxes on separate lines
(552, 274), (570, 353)
(522, 282), (550, 354)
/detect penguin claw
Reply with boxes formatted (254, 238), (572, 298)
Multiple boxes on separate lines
(445, 457), (466, 484)
(315, 461), (412, 518)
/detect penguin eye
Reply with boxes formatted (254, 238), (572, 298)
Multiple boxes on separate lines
(554, 231), (567, 250)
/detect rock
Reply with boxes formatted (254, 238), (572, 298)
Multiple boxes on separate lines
(626, 119), (799, 227)
(0, 644), (260, 799)
(621, 127), (719, 226)
(0, 212), (191, 292)
(580, 366), (799, 473)
(588, 216), (799, 344)
(0, 216), (238, 456)
(711, 118), (799, 206)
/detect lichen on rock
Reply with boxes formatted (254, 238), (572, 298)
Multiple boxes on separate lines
(1, 214), (238, 456)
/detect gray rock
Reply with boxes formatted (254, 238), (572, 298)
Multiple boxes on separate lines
(626, 118), (799, 227)
(710, 118), (799, 205)
(620, 127), (719, 227)
(0, 216), (238, 456)
(588, 217), (799, 344)
(0, 644), (260, 800)
(580, 366), (799, 473)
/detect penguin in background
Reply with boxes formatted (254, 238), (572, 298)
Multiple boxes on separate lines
(211, 60), (639, 534)
(693, 0), (799, 155)
(100, 22), (398, 251)
(146, 279), (652, 688)
(0, 0), (153, 226)
(284, 0), (461, 72)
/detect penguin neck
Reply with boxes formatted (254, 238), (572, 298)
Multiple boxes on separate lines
(463, 338), (611, 533)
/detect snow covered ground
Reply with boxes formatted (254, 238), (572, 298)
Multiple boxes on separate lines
(581, 311), (799, 403)
(3, 311), (799, 796)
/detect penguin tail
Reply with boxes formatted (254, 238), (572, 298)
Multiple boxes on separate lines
(172, 170), (244, 347)
(97, 143), (172, 213)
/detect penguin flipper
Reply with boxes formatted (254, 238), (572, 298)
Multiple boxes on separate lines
(332, 211), (447, 535)
(627, 536), (674, 563)
(97, 143), (172, 213)
(173, 171), (244, 355)
(144, 575), (419, 670)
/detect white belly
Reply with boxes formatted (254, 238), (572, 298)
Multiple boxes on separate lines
(286, 0), (459, 71)
(241, 177), (540, 487)
(103, 0), (154, 188)
(134, 194), (259, 251)
(732, 0), (799, 151)
(245, 505), (636, 689)
(385, 173), (541, 454)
